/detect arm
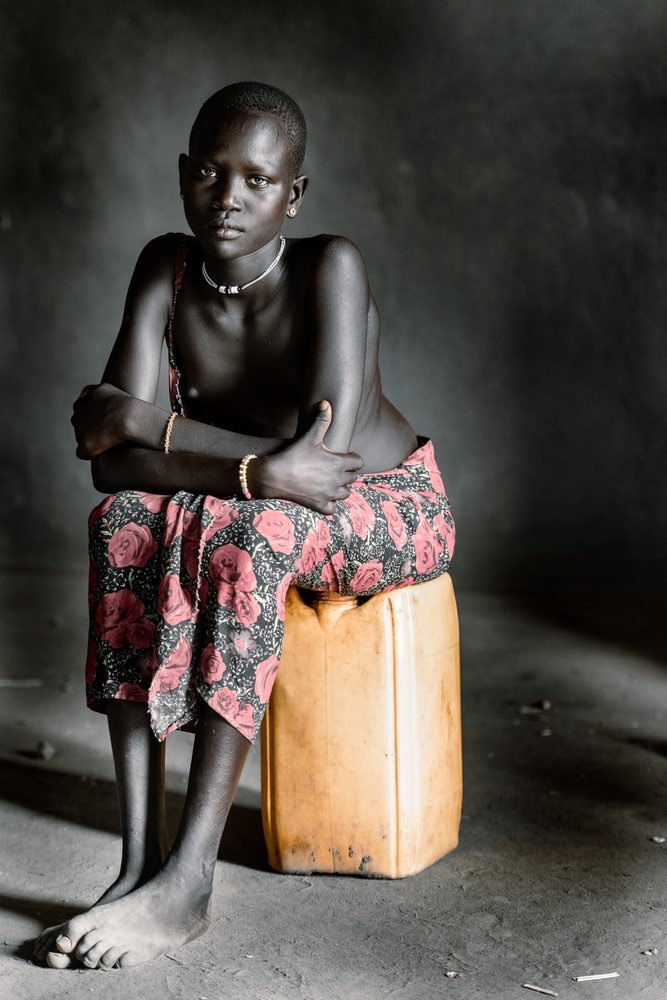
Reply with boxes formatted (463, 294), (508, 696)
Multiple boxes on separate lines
(91, 403), (362, 514)
(72, 234), (289, 461)
(295, 235), (370, 453)
(77, 235), (364, 510)
(248, 237), (370, 504)
(76, 235), (371, 461)
(74, 384), (289, 460)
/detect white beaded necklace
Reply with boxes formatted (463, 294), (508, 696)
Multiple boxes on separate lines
(201, 236), (286, 295)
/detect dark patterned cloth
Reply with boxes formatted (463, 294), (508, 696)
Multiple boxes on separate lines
(85, 235), (454, 742)
(86, 438), (454, 742)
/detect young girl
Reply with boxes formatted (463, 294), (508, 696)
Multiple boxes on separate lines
(35, 82), (454, 970)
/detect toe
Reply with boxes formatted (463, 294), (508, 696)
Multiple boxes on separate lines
(78, 939), (109, 969)
(99, 947), (123, 970)
(46, 950), (73, 969)
(57, 909), (96, 953)
(35, 924), (64, 959)
(75, 930), (104, 964)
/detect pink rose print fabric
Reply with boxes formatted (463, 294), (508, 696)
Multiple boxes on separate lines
(86, 437), (454, 743)
(85, 236), (454, 743)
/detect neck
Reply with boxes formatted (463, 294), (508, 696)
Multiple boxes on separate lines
(202, 235), (284, 291)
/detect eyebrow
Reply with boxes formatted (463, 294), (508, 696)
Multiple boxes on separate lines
(198, 151), (283, 174)
(241, 159), (280, 173)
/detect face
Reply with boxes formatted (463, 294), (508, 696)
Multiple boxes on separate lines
(179, 109), (306, 260)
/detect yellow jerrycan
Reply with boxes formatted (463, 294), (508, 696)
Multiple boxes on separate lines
(261, 572), (462, 878)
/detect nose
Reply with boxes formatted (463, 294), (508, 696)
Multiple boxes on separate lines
(212, 173), (242, 211)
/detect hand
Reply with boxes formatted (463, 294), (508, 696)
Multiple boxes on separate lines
(71, 383), (135, 459)
(257, 401), (364, 514)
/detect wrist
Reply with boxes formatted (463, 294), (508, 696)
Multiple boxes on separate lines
(127, 397), (172, 450)
(123, 395), (143, 442)
(245, 455), (270, 499)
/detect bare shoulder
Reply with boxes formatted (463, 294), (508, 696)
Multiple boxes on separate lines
(130, 233), (184, 295)
(292, 234), (369, 287)
(114, 234), (186, 348)
(102, 234), (187, 392)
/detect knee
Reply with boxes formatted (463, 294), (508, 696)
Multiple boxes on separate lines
(205, 501), (299, 572)
(242, 503), (302, 561)
(230, 501), (291, 546)
(88, 491), (140, 532)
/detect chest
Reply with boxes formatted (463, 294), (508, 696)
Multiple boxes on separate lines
(169, 277), (306, 430)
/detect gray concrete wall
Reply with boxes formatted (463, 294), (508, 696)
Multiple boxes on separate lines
(1, 0), (666, 591)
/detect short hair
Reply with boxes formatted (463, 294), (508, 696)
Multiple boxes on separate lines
(189, 82), (307, 176)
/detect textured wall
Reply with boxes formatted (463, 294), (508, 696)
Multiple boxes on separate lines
(1, 0), (666, 591)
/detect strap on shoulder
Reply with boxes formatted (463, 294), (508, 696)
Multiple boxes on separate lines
(173, 233), (191, 291)
(165, 234), (191, 417)
(166, 234), (191, 347)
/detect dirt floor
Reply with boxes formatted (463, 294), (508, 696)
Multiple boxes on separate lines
(1, 570), (666, 1000)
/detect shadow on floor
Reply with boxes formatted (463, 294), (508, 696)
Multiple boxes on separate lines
(513, 590), (667, 666)
(1, 894), (84, 965)
(0, 757), (270, 872)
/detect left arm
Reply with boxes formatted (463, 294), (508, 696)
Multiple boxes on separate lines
(295, 235), (370, 454)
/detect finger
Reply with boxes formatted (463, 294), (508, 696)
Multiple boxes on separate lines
(328, 464), (360, 486)
(77, 384), (98, 400)
(307, 401), (332, 445)
(319, 448), (363, 472)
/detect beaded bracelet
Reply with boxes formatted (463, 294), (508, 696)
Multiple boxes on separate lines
(239, 454), (257, 499)
(164, 412), (178, 453)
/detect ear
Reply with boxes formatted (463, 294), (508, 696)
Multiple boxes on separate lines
(286, 175), (308, 217)
(178, 153), (189, 196)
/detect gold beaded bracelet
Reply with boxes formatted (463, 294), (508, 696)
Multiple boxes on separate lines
(239, 454), (257, 499)
(164, 412), (178, 453)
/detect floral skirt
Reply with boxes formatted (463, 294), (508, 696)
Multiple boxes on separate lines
(85, 438), (454, 743)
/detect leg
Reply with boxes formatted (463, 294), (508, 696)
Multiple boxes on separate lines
(50, 702), (250, 969)
(35, 699), (169, 965)
(98, 699), (170, 902)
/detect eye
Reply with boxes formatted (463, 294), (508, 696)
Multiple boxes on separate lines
(199, 167), (217, 178)
(248, 175), (270, 187)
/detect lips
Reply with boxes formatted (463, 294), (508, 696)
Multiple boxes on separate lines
(209, 218), (242, 233)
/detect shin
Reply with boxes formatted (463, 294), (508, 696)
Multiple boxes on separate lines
(100, 698), (169, 901)
(46, 701), (251, 969)
(166, 700), (251, 886)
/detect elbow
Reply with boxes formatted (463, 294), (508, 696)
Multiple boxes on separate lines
(91, 453), (118, 495)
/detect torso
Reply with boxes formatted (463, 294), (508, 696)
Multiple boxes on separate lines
(169, 236), (417, 472)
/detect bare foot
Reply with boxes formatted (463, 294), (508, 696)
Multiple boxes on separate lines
(94, 852), (165, 906)
(46, 863), (212, 969)
(34, 856), (165, 967)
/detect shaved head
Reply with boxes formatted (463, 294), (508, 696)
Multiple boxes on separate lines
(189, 82), (307, 177)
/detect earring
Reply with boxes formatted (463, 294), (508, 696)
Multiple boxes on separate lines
(289, 207), (297, 216)
(180, 193), (184, 200)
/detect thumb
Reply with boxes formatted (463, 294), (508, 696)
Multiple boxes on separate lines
(308, 400), (332, 445)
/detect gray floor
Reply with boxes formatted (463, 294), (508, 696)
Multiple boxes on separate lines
(0, 570), (665, 1000)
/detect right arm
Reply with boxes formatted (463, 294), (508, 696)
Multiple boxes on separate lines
(77, 235), (288, 460)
